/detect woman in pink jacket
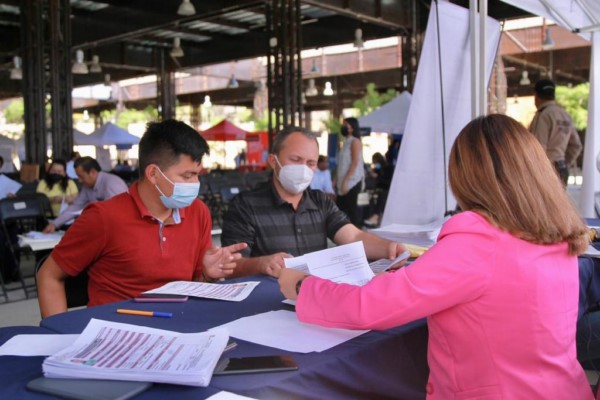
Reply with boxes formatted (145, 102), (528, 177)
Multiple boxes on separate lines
(279, 114), (593, 399)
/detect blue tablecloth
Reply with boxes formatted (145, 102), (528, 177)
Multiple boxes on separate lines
(35, 275), (429, 399)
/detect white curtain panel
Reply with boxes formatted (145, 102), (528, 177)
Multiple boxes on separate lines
(381, 1), (501, 226)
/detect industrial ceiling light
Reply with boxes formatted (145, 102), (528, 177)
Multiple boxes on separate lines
(177, 0), (196, 16)
(72, 49), (89, 74)
(541, 28), (555, 50)
(519, 70), (530, 86)
(10, 56), (22, 80)
(354, 28), (364, 49)
(323, 81), (334, 96)
(227, 74), (239, 89)
(305, 78), (318, 96)
(104, 73), (111, 86)
(89, 55), (102, 73)
(170, 37), (184, 58)
(202, 95), (212, 107)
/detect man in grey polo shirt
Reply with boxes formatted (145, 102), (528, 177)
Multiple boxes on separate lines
(43, 156), (128, 232)
(221, 127), (407, 277)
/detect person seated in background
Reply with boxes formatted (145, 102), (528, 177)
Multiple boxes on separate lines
(0, 155), (20, 283)
(279, 114), (593, 399)
(364, 152), (394, 227)
(0, 156), (19, 199)
(37, 120), (247, 318)
(309, 155), (335, 199)
(42, 156), (128, 233)
(36, 159), (79, 217)
(221, 126), (407, 278)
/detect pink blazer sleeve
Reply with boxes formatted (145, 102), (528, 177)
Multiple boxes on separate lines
(296, 213), (496, 330)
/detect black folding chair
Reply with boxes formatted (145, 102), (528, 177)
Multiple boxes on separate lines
(35, 253), (89, 309)
(0, 195), (48, 301)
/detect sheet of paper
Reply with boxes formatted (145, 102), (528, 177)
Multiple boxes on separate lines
(0, 174), (22, 199)
(144, 281), (260, 302)
(43, 319), (228, 387)
(584, 244), (600, 258)
(285, 242), (374, 286)
(213, 310), (368, 353)
(206, 391), (258, 400)
(369, 250), (411, 273)
(370, 219), (446, 247)
(0, 334), (78, 356)
(18, 231), (64, 251)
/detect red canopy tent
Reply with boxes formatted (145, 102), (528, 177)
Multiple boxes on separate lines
(200, 120), (249, 169)
(200, 120), (248, 141)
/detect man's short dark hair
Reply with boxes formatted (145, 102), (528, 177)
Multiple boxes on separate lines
(534, 79), (555, 100)
(74, 156), (101, 173)
(272, 126), (318, 155)
(138, 119), (209, 178)
(318, 155), (327, 163)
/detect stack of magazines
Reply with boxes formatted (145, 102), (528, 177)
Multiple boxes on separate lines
(42, 318), (228, 387)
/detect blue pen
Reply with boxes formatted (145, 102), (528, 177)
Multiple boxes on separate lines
(116, 309), (173, 318)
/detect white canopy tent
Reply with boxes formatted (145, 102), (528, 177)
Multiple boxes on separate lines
(500, 0), (600, 217)
(74, 122), (140, 148)
(381, 1), (501, 226)
(358, 91), (412, 134)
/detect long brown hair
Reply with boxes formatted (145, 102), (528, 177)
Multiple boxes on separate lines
(448, 114), (588, 255)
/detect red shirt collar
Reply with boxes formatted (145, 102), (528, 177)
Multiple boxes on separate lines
(128, 181), (187, 222)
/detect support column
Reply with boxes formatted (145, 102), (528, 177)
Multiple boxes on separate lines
(21, 0), (47, 166)
(157, 49), (176, 121)
(49, 0), (73, 160)
(266, 0), (303, 151)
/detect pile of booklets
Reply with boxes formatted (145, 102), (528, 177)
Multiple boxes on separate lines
(42, 318), (228, 387)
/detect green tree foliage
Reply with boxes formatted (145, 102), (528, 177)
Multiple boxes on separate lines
(556, 83), (588, 131)
(99, 106), (157, 128)
(352, 83), (397, 116)
(4, 99), (24, 123)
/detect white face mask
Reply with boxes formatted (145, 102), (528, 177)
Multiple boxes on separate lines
(275, 156), (314, 195)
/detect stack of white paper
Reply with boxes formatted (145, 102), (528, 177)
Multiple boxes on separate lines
(42, 319), (228, 387)
(370, 220), (446, 247)
(18, 231), (64, 251)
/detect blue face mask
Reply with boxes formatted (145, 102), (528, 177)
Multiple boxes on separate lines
(155, 168), (200, 209)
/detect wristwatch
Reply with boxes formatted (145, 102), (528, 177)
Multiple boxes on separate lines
(295, 277), (306, 295)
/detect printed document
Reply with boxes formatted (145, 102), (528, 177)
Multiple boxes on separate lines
(368, 250), (411, 273)
(284, 241), (374, 286)
(0, 174), (22, 199)
(213, 310), (368, 353)
(143, 280), (260, 302)
(42, 319), (228, 386)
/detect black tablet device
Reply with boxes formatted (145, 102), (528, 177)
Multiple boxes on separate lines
(27, 377), (152, 400)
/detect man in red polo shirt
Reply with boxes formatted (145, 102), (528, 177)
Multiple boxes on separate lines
(37, 120), (247, 318)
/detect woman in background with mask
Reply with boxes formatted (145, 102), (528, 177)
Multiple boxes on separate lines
(36, 159), (79, 217)
(336, 117), (364, 227)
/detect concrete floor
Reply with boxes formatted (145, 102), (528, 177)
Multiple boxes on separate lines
(0, 254), (41, 327)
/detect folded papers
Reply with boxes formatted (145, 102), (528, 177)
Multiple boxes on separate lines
(42, 319), (228, 387)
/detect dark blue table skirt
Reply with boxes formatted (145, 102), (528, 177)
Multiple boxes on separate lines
(36, 275), (429, 399)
